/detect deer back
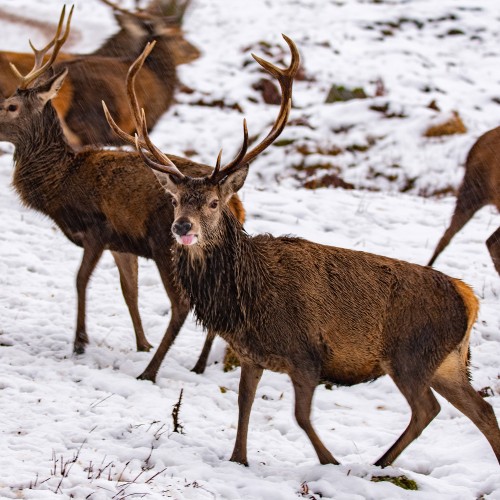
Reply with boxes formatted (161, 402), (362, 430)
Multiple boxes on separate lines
(0, 5), (198, 147)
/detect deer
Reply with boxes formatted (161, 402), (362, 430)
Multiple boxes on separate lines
(0, 0), (199, 148)
(427, 127), (500, 276)
(122, 35), (500, 468)
(0, 6), (244, 380)
(0, 0), (201, 366)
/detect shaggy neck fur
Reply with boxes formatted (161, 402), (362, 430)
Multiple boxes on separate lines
(173, 209), (271, 335)
(13, 103), (75, 212)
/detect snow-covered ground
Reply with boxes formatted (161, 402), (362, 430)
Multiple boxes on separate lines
(0, 0), (499, 498)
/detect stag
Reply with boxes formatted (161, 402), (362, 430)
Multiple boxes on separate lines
(0, 0), (200, 364)
(128, 35), (500, 467)
(1, 6), (244, 379)
(0, 0), (199, 147)
(428, 128), (500, 275)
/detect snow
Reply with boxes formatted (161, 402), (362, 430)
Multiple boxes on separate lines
(0, 0), (499, 498)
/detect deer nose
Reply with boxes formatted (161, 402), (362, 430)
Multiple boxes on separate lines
(173, 219), (192, 236)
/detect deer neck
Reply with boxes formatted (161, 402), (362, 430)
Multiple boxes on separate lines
(93, 29), (146, 59)
(13, 104), (74, 212)
(173, 209), (270, 335)
(143, 35), (176, 80)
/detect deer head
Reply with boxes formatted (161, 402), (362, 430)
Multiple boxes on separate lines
(103, 34), (299, 247)
(0, 6), (72, 144)
(101, 0), (199, 64)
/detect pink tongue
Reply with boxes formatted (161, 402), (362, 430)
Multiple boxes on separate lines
(180, 235), (194, 245)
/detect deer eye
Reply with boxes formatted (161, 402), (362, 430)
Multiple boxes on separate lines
(7, 104), (17, 112)
(171, 198), (178, 207)
(209, 199), (219, 209)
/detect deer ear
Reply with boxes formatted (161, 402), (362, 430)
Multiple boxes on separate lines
(114, 12), (148, 37)
(219, 164), (249, 200)
(36, 68), (68, 105)
(153, 171), (182, 195)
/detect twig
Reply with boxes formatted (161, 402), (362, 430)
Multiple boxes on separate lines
(172, 389), (185, 434)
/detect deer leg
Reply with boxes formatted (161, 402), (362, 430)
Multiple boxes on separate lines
(375, 385), (440, 467)
(230, 362), (263, 466)
(292, 375), (339, 465)
(428, 199), (484, 267)
(137, 259), (189, 383)
(111, 251), (152, 352)
(190, 329), (216, 374)
(74, 241), (104, 354)
(486, 226), (500, 276)
(432, 355), (500, 463)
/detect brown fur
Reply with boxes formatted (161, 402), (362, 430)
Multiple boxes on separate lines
(451, 279), (478, 366)
(0, 70), (243, 381)
(0, 7), (199, 147)
(151, 153), (500, 469)
(428, 127), (500, 275)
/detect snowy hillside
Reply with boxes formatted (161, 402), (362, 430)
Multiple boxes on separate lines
(0, 0), (499, 498)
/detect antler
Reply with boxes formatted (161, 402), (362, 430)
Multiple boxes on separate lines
(209, 34), (300, 183)
(101, 0), (189, 23)
(9, 5), (74, 90)
(102, 41), (184, 177)
(99, 0), (155, 20)
(154, 0), (191, 22)
(102, 40), (154, 149)
(105, 35), (299, 181)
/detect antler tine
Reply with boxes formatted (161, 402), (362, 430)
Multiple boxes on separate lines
(100, 0), (154, 20)
(212, 149), (223, 177)
(210, 119), (249, 183)
(176, 0), (192, 22)
(29, 4), (66, 68)
(135, 133), (184, 178)
(211, 35), (299, 182)
(153, 0), (190, 22)
(252, 34), (300, 82)
(10, 5), (74, 90)
(138, 108), (184, 176)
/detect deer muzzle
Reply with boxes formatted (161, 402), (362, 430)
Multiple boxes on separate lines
(172, 219), (197, 246)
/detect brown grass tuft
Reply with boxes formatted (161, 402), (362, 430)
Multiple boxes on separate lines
(303, 173), (354, 190)
(424, 111), (467, 137)
(223, 346), (240, 372)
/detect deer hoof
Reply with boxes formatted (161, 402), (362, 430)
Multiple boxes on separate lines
(73, 342), (87, 355)
(137, 371), (156, 383)
(137, 342), (153, 352)
(229, 455), (249, 467)
(190, 362), (207, 374)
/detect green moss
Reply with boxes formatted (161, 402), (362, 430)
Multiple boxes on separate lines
(325, 85), (367, 103)
(371, 475), (418, 490)
(274, 139), (295, 147)
(369, 103), (407, 118)
(346, 143), (370, 153)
